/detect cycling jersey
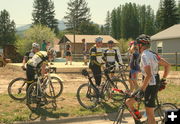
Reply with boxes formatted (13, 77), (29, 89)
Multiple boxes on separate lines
(89, 46), (103, 67)
(27, 51), (48, 68)
(140, 50), (161, 85)
(66, 44), (71, 51)
(104, 48), (120, 63)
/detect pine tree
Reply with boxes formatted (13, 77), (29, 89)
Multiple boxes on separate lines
(111, 9), (118, 39)
(156, 0), (164, 32)
(104, 11), (111, 35)
(138, 5), (146, 34)
(116, 6), (121, 39)
(64, 0), (91, 33)
(178, 0), (180, 23)
(32, 0), (59, 34)
(0, 9), (16, 46)
(144, 6), (156, 35)
(161, 0), (179, 29)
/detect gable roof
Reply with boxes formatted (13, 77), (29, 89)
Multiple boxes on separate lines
(151, 24), (180, 41)
(59, 35), (118, 44)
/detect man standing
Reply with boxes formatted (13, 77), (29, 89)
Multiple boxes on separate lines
(103, 40), (122, 77)
(126, 34), (170, 124)
(82, 38), (88, 65)
(21, 43), (40, 70)
(65, 41), (72, 65)
(41, 40), (47, 51)
(89, 37), (104, 87)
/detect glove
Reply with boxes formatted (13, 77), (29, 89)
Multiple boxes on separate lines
(132, 89), (144, 102)
(159, 78), (167, 91)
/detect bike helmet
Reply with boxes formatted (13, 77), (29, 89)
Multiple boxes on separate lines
(95, 37), (103, 43)
(47, 47), (55, 56)
(32, 42), (40, 49)
(136, 34), (151, 47)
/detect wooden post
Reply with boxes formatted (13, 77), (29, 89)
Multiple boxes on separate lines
(175, 52), (177, 71)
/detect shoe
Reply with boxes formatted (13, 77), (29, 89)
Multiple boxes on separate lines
(65, 63), (68, 65)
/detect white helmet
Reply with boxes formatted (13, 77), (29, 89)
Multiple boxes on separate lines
(32, 43), (40, 49)
(95, 37), (103, 43)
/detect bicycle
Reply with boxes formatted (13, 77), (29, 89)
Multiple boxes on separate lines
(8, 65), (61, 101)
(76, 66), (129, 109)
(113, 89), (178, 124)
(26, 66), (63, 111)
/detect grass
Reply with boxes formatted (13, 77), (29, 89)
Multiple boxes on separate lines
(0, 83), (179, 123)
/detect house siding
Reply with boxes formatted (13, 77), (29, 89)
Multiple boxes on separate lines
(151, 38), (180, 64)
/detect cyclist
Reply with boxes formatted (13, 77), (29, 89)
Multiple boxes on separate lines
(103, 40), (123, 77)
(126, 34), (170, 124)
(21, 43), (40, 70)
(89, 37), (104, 87)
(65, 41), (72, 65)
(128, 41), (140, 93)
(26, 47), (56, 89)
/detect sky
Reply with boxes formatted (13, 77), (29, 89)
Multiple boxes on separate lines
(0, 0), (179, 27)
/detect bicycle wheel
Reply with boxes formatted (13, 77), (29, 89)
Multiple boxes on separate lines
(44, 76), (63, 99)
(113, 107), (125, 124)
(8, 77), (27, 101)
(111, 79), (129, 101)
(154, 103), (178, 124)
(26, 83), (42, 112)
(76, 83), (98, 109)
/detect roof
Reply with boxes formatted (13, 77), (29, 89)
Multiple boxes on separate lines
(151, 24), (180, 41)
(59, 35), (118, 44)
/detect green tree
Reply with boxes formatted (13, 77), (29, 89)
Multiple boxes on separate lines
(64, 0), (91, 33)
(16, 25), (56, 55)
(155, 0), (164, 32)
(161, 0), (179, 29)
(104, 11), (111, 35)
(116, 6), (121, 39)
(144, 6), (156, 35)
(32, 0), (59, 34)
(138, 5), (146, 34)
(178, 0), (180, 23)
(79, 21), (100, 35)
(0, 9), (16, 47)
(111, 9), (118, 39)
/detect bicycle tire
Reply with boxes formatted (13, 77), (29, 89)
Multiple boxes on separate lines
(76, 83), (98, 109)
(113, 107), (125, 124)
(154, 103), (178, 124)
(111, 79), (129, 101)
(44, 76), (63, 99)
(8, 77), (27, 101)
(26, 83), (43, 112)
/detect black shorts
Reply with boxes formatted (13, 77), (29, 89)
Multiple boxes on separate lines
(66, 51), (72, 56)
(106, 62), (116, 73)
(144, 74), (160, 108)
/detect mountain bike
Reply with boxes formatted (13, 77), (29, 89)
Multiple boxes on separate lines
(26, 66), (63, 111)
(8, 66), (61, 101)
(113, 89), (178, 124)
(76, 66), (129, 109)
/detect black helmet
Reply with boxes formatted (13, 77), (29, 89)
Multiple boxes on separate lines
(136, 34), (151, 47)
(108, 40), (114, 44)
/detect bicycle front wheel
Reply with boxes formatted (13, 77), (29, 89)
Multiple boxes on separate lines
(26, 83), (41, 112)
(154, 103), (178, 124)
(76, 83), (98, 109)
(111, 79), (129, 101)
(45, 76), (63, 99)
(8, 77), (27, 101)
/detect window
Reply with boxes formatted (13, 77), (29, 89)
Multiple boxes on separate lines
(157, 41), (163, 53)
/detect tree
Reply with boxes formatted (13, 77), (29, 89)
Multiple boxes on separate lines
(161, 0), (179, 29)
(104, 11), (111, 35)
(155, 0), (164, 32)
(111, 9), (118, 39)
(0, 9), (16, 47)
(144, 6), (156, 35)
(32, 0), (59, 34)
(178, 0), (180, 23)
(64, 0), (91, 33)
(16, 24), (56, 55)
(79, 21), (100, 35)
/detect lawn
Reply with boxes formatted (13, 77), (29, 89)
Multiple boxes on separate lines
(0, 83), (179, 124)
